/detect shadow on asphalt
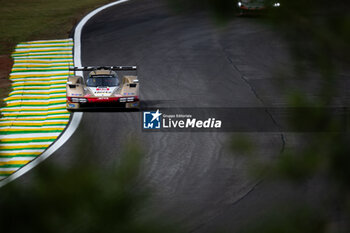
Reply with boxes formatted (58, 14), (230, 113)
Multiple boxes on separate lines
(67, 100), (176, 112)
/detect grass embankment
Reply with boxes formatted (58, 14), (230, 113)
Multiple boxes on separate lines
(0, 0), (115, 106)
(0, 0), (116, 54)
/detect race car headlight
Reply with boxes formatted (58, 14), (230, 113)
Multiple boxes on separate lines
(119, 97), (135, 103)
(71, 97), (87, 103)
(79, 98), (88, 103)
(273, 2), (280, 7)
(237, 1), (242, 7)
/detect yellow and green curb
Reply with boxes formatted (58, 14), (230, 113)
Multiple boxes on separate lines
(0, 39), (74, 180)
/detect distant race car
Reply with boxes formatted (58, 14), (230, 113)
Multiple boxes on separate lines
(66, 66), (139, 110)
(237, 0), (280, 13)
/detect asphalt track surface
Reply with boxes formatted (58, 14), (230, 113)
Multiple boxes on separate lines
(15, 0), (318, 232)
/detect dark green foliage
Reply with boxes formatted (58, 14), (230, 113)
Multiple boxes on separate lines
(0, 143), (179, 233)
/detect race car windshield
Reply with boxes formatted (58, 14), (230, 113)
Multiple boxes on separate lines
(86, 75), (119, 87)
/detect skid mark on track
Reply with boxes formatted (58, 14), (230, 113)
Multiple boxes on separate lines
(222, 48), (286, 153)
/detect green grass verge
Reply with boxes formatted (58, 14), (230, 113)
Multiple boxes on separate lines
(0, 0), (116, 54)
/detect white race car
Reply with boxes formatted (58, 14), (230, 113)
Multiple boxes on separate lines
(66, 66), (139, 110)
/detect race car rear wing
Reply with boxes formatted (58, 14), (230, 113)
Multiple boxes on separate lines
(69, 66), (137, 71)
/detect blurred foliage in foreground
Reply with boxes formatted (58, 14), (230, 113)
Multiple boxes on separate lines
(167, 0), (350, 232)
(0, 143), (179, 233)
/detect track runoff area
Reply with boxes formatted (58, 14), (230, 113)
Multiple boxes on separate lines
(0, 39), (73, 181)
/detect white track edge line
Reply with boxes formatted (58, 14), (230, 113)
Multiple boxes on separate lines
(0, 0), (129, 188)
(0, 113), (82, 187)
